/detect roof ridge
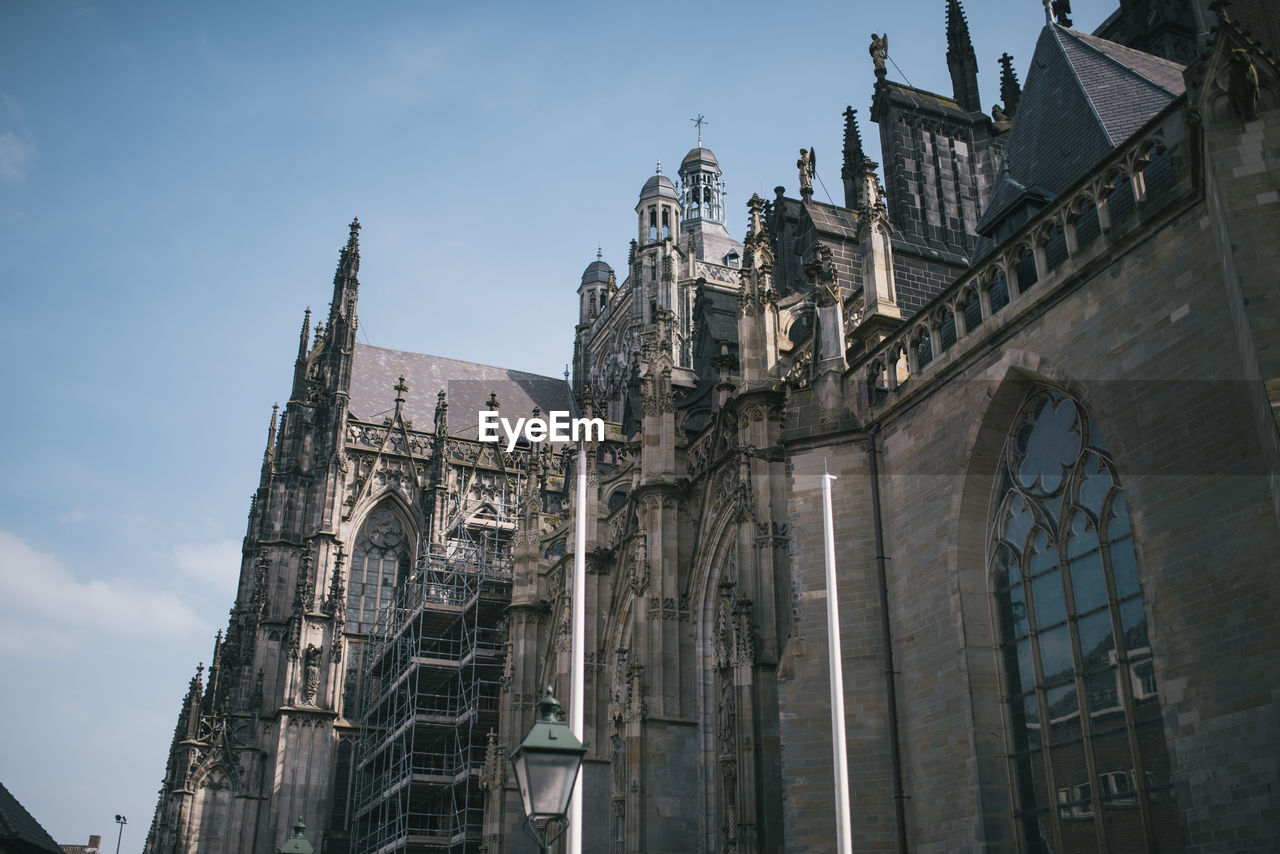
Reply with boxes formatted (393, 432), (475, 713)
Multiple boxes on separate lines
(1056, 25), (1184, 95)
(354, 342), (569, 385)
(1047, 25), (1114, 146)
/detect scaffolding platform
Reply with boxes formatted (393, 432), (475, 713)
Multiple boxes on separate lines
(351, 537), (511, 854)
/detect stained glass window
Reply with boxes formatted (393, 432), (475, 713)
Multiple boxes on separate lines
(346, 506), (410, 635)
(990, 387), (1181, 852)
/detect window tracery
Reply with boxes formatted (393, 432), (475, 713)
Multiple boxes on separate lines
(990, 387), (1180, 852)
(346, 506), (410, 636)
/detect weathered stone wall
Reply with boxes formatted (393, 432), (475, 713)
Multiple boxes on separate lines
(776, 106), (1280, 850)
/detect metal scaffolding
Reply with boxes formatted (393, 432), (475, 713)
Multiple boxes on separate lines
(351, 520), (512, 854)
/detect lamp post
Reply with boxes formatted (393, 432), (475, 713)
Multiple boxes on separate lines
(509, 688), (587, 854)
(114, 815), (127, 854)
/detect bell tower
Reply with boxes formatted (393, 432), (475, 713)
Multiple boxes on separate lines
(678, 141), (725, 227)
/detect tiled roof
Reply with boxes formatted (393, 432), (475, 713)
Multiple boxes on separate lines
(1056, 28), (1184, 143)
(694, 285), (739, 343)
(805, 202), (859, 241)
(0, 782), (63, 854)
(348, 344), (574, 438)
(976, 24), (1184, 238)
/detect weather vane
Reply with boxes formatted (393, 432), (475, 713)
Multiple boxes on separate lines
(691, 114), (708, 147)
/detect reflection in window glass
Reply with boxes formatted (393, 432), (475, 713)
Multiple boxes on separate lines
(990, 387), (1181, 851)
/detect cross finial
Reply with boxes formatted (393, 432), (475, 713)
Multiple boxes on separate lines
(393, 375), (409, 409)
(691, 114), (708, 146)
(487, 391), (499, 411)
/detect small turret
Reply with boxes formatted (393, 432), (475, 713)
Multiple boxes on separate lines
(578, 248), (613, 325)
(678, 146), (725, 227)
(637, 163), (681, 246)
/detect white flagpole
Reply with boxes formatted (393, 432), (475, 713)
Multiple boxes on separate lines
(569, 442), (587, 854)
(822, 472), (853, 854)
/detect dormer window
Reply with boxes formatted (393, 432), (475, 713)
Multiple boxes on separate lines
(725, 251), (740, 268)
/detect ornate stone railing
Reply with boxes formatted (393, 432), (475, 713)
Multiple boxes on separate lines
(694, 259), (742, 284)
(345, 420), (435, 456)
(851, 104), (1193, 417)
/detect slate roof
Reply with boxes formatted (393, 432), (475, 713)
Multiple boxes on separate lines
(976, 23), (1184, 239)
(639, 173), (678, 202)
(581, 259), (612, 284)
(349, 344), (574, 438)
(680, 147), (720, 171)
(694, 285), (739, 343)
(804, 202), (863, 285)
(805, 202), (860, 241)
(0, 782), (63, 854)
(689, 220), (743, 268)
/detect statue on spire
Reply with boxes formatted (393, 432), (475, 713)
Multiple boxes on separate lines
(797, 148), (816, 198)
(869, 34), (888, 76)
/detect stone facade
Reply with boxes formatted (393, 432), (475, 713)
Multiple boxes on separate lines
(146, 1), (1279, 851)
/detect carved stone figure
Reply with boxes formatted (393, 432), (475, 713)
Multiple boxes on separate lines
(1229, 49), (1260, 123)
(797, 148), (815, 194)
(718, 679), (737, 754)
(870, 33), (889, 74)
(301, 644), (322, 705)
(610, 731), (626, 799)
(1051, 0), (1072, 27)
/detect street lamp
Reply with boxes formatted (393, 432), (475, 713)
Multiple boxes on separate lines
(509, 688), (587, 854)
(114, 815), (127, 854)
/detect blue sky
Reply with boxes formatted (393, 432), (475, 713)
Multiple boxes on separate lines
(0, 0), (1123, 846)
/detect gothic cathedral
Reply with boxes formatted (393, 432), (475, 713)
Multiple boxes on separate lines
(146, 2), (1280, 852)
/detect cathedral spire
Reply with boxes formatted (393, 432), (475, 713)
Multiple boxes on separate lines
(260, 403), (278, 487)
(999, 52), (1022, 117)
(297, 307), (311, 360)
(180, 663), (204, 741)
(329, 218), (361, 325)
(946, 0), (982, 113)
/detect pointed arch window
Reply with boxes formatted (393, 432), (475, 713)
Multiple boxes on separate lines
(346, 505), (411, 635)
(990, 387), (1181, 852)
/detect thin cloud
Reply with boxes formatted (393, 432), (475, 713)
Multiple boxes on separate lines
(173, 540), (241, 592)
(0, 132), (33, 182)
(0, 530), (206, 641)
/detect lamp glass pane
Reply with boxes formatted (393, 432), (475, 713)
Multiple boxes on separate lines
(523, 751), (579, 818)
(511, 755), (534, 818)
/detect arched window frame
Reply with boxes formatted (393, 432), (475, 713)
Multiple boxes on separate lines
(346, 504), (414, 636)
(988, 386), (1180, 852)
